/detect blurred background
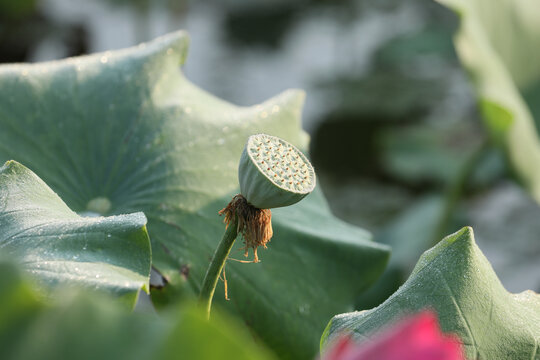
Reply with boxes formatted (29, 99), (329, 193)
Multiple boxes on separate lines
(1, 0), (538, 307)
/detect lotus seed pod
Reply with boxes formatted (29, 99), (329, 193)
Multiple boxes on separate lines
(238, 134), (316, 209)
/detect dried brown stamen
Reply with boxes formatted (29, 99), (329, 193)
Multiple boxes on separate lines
(219, 194), (273, 263)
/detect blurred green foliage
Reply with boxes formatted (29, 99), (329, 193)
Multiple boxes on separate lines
(0, 260), (277, 360)
(0, 0), (37, 19)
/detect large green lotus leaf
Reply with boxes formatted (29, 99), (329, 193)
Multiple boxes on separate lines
(0, 31), (390, 359)
(436, 0), (540, 202)
(0, 161), (151, 304)
(321, 227), (540, 359)
(0, 260), (276, 360)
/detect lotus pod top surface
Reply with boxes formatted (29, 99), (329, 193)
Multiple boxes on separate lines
(239, 134), (316, 209)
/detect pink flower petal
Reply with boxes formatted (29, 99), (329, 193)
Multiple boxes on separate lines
(322, 310), (465, 360)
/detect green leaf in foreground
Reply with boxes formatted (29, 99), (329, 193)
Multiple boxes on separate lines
(322, 227), (540, 360)
(0, 31), (390, 359)
(0, 161), (151, 304)
(437, 0), (540, 203)
(0, 260), (276, 360)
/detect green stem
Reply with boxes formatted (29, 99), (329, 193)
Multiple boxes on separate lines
(432, 139), (490, 245)
(199, 217), (238, 319)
